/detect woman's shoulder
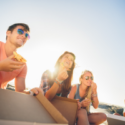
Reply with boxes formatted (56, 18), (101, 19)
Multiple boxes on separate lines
(71, 84), (79, 92)
(72, 83), (80, 88)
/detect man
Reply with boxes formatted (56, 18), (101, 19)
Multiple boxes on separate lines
(0, 23), (42, 95)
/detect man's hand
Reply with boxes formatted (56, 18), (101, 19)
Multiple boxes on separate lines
(30, 87), (44, 95)
(81, 98), (91, 108)
(0, 55), (25, 72)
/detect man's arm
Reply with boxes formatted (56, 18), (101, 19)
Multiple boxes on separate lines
(15, 77), (25, 92)
(15, 77), (43, 95)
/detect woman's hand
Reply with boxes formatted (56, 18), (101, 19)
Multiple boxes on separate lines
(81, 98), (91, 108)
(91, 82), (97, 94)
(76, 99), (81, 110)
(56, 68), (68, 82)
(91, 82), (99, 108)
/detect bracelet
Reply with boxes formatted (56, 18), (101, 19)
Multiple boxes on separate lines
(54, 80), (60, 86)
(56, 78), (62, 84)
(92, 93), (97, 97)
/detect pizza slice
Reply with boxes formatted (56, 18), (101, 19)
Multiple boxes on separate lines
(13, 51), (27, 63)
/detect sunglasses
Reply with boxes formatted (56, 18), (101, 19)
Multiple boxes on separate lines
(85, 76), (93, 80)
(17, 29), (30, 40)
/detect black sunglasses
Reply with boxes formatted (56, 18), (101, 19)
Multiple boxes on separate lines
(85, 76), (93, 80)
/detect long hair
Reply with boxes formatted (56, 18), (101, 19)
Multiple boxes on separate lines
(50, 51), (76, 97)
(41, 70), (52, 81)
(79, 70), (94, 113)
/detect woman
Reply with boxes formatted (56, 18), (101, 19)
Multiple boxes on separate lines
(68, 70), (107, 125)
(39, 51), (76, 100)
(39, 70), (52, 95)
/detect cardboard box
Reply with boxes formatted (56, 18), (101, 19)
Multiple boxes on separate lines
(0, 89), (68, 125)
(107, 114), (125, 125)
(51, 96), (78, 125)
(0, 119), (67, 125)
(36, 92), (78, 125)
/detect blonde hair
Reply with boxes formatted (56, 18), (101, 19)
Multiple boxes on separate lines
(79, 70), (94, 113)
(79, 70), (93, 84)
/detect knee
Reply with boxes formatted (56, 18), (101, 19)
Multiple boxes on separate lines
(77, 109), (87, 119)
(114, 113), (121, 116)
(102, 113), (107, 121)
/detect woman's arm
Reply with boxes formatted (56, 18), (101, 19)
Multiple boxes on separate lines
(45, 81), (60, 101)
(68, 85), (77, 99)
(45, 68), (69, 101)
(91, 82), (99, 109)
(68, 85), (81, 109)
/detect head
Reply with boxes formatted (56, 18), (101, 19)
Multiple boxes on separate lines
(41, 70), (52, 82)
(6, 23), (30, 47)
(54, 51), (76, 97)
(79, 70), (94, 87)
(55, 51), (75, 71)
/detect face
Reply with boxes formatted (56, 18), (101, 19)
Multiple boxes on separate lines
(7, 26), (30, 47)
(81, 72), (93, 86)
(42, 73), (49, 82)
(59, 53), (74, 70)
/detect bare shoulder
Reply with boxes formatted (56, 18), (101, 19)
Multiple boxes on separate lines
(68, 84), (78, 99)
(71, 84), (77, 93)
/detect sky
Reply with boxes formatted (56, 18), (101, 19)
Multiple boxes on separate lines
(0, 0), (125, 107)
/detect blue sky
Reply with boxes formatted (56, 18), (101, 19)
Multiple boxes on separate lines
(0, 0), (125, 107)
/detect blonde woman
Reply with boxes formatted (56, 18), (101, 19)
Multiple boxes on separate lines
(68, 70), (107, 125)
